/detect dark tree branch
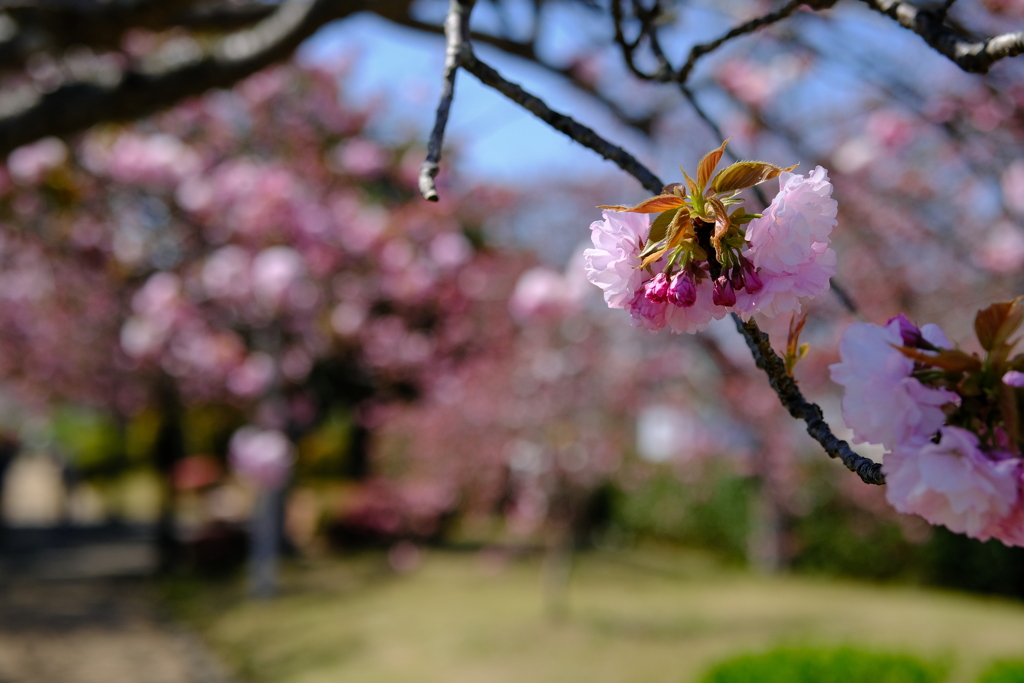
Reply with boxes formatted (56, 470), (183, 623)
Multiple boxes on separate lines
(733, 314), (885, 485)
(0, 0), (420, 156)
(676, 0), (829, 85)
(860, 0), (1024, 73)
(387, 16), (657, 135)
(420, 0), (475, 202)
(461, 51), (664, 194)
(0, 2), (278, 71)
(394, 16), (536, 60)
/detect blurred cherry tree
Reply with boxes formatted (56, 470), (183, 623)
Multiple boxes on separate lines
(0, 0), (1022, 577)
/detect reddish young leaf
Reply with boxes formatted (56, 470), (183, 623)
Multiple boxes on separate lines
(894, 346), (982, 372)
(696, 139), (731, 190)
(597, 194), (686, 214)
(974, 297), (1022, 351)
(711, 161), (798, 194)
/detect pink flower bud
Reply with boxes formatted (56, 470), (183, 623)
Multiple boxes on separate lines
(712, 276), (736, 307)
(729, 266), (745, 291)
(644, 272), (670, 303)
(887, 313), (922, 347)
(742, 260), (763, 295)
(667, 272), (697, 308)
(628, 286), (667, 330)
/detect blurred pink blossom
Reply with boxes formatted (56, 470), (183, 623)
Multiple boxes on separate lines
(975, 224), (1024, 273)
(333, 139), (387, 177)
(229, 426), (294, 489)
(429, 232), (472, 269)
(227, 352), (276, 397)
(8, 138), (67, 185)
(87, 133), (201, 188)
(251, 246), (304, 309)
(202, 246), (251, 301)
(509, 267), (581, 320)
(1001, 161), (1024, 215)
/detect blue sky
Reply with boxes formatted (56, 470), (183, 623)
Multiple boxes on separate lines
(298, 11), (656, 187)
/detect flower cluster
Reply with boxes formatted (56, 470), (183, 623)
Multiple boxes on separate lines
(584, 142), (837, 333)
(830, 301), (1024, 545)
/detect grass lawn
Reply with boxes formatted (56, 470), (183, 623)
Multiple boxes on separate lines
(166, 547), (1024, 683)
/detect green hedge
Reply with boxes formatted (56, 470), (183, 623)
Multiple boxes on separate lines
(696, 646), (945, 683)
(979, 660), (1024, 683)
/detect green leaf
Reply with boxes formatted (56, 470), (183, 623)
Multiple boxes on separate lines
(711, 161), (798, 194)
(648, 208), (678, 245)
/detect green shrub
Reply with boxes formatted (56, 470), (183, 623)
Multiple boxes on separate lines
(609, 469), (754, 562)
(696, 645), (945, 683)
(979, 659), (1024, 683)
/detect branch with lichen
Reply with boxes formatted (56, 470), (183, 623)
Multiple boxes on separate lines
(676, 0), (836, 84)
(733, 315), (885, 485)
(860, 0), (1024, 73)
(0, 0), (373, 157)
(419, 0), (475, 201)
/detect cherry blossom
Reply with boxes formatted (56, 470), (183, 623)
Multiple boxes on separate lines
(829, 318), (958, 450)
(883, 427), (1019, 541)
(734, 167), (837, 318)
(583, 210), (649, 310)
(229, 426), (295, 489)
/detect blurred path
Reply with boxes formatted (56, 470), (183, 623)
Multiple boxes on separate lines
(0, 527), (237, 683)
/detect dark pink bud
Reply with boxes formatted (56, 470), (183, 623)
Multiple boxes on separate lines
(887, 313), (922, 347)
(644, 272), (670, 303)
(667, 271), (697, 308)
(712, 276), (736, 307)
(729, 266), (744, 291)
(742, 261), (763, 295)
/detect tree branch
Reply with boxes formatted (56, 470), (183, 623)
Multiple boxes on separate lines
(676, 0), (828, 85)
(420, 0), (475, 201)
(388, 16), (657, 135)
(732, 314), (884, 485)
(859, 0), (1024, 73)
(0, 0), (407, 156)
(461, 51), (663, 194)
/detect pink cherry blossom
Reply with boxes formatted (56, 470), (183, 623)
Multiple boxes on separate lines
(1004, 370), (1024, 387)
(229, 426), (295, 489)
(829, 319), (958, 450)
(735, 166), (837, 318)
(8, 138), (68, 185)
(628, 286), (667, 330)
(509, 267), (581, 320)
(644, 272), (670, 303)
(667, 271), (697, 307)
(712, 275), (736, 306)
(662, 278), (725, 333)
(584, 210), (649, 309)
(989, 468), (1024, 546)
(884, 426), (1020, 540)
